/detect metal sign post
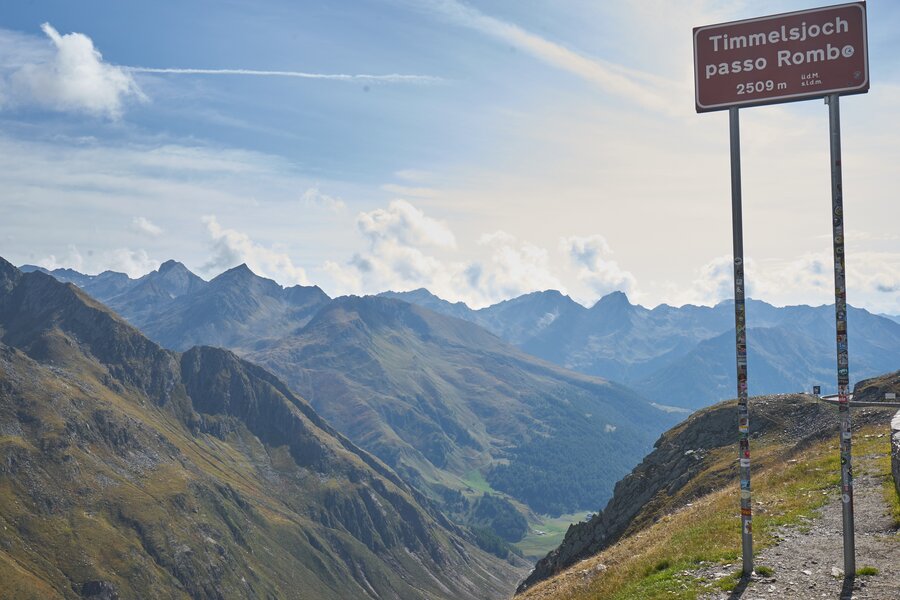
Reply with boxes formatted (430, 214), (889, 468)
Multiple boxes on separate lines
(729, 106), (753, 576)
(694, 2), (869, 580)
(828, 93), (855, 576)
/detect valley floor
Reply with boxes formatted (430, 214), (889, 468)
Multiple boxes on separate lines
(698, 450), (900, 600)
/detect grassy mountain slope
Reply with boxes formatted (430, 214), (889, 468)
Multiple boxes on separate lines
(0, 258), (520, 599)
(517, 394), (898, 599)
(247, 295), (676, 516)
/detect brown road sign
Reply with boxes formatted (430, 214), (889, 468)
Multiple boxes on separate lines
(694, 2), (868, 112)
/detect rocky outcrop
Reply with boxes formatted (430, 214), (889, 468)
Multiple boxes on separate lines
(853, 370), (900, 403)
(517, 395), (892, 593)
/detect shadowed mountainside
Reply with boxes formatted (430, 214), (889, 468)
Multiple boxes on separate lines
(28, 263), (676, 521)
(0, 257), (522, 599)
(246, 295), (676, 516)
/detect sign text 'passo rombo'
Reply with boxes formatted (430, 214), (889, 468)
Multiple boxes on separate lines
(694, 2), (868, 112)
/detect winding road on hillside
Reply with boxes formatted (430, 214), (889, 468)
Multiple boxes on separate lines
(699, 448), (900, 600)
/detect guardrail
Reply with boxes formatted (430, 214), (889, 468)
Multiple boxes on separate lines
(819, 394), (900, 409)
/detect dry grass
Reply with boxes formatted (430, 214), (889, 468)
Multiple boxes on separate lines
(521, 424), (893, 600)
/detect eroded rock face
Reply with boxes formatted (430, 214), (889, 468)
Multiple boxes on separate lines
(80, 580), (119, 599)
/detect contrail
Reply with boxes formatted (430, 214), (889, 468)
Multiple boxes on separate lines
(125, 67), (442, 84)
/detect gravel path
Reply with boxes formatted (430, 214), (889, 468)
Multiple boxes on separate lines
(698, 453), (899, 600)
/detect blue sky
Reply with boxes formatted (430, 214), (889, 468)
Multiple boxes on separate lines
(1, 0), (899, 313)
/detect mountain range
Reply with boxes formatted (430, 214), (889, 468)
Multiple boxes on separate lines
(22, 262), (676, 515)
(381, 288), (900, 408)
(244, 294), (672, 516)
(31, 262), (900, 413)
(20, 261), (899, 525)
(10, 258), (899, 596)
(0, 258), (520, 599)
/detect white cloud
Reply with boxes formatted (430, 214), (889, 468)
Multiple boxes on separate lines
(358, 199), (456, 249)
(38, 245), (85, 272)
(668, 251), (900, 314)
(5, 23), (145, 119)
(751, 251), (900, 314)
(323, 205), (562, 308)
(301, 186), (346, 213)
(103, 248), (160, 277)
(466, 231), (564, 303)
(671, 255), (736, 307)
(38, 245), (158, 278)
(561, 234), (637, 300)
(324, 200), (455, 294)
(132, 216), (163, 237)
(202, 215), (310, 285)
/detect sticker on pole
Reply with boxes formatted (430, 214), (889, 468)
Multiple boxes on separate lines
(694, 2), (868, 112)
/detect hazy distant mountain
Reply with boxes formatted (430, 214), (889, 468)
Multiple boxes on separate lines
(378, 289), (900, 409)
(381, 288), (477, 321)
(247, 295), (676, 516)
(880, 313), (900, 325)
(20, 263), (134, 299)
(23, 261), (332, 353)
(0, 257), (520, 599)
(381, 288), (583, 346)
(134, 264), (330, 351)
(104, 259), (207, 324)
(25, 262), (899, 409)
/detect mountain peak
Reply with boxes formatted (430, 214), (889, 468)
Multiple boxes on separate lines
(0, 256), (22, 292)
(158, 259), (185, 274)
(212, 263), (259, 283)
(592, 290), (631, 309)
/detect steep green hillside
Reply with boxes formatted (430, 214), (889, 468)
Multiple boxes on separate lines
(247, 295), (676, 517)
(0, 258), (520, 599)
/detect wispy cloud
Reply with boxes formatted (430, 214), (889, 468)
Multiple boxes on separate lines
(301, 186), (346, 213)
(416, 0), (679, 115)
(126, 67), (442, 84)
(132, 216), (163, 237)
